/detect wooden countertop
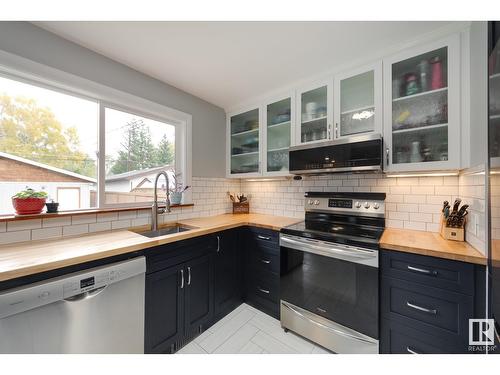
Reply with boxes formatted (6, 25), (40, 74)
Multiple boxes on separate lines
(380, 228), (486, 265)
(0, 214), (300, 282)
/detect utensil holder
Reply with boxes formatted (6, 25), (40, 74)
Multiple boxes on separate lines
(232, 202), (249, 214)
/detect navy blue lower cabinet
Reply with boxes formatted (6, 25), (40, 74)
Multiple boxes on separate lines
(214, 229), (243, 319)
(243, 227), (280, 319)
(380, 249), (486, 354)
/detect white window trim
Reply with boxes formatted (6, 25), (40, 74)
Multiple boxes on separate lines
(0, 49), (192, 209)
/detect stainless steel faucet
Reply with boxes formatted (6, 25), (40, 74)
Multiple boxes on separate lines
(151, 171), (171, 231)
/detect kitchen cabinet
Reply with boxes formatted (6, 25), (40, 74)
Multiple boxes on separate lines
(334, 62), (382, 138)
(263, 94), (295, 175)
(380, 249), (485, 354)
(214, 229), (243, 319)
(243, 227), (281, 319)
(228, 107), (261, 177)
(383, 35), (461, 172)
(296, 79), (333, 145)
(144, 235), (216, 353)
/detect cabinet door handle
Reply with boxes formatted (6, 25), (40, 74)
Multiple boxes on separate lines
(180, 269), (184, 289)
(260, 259), (271, 264)
(335, 122), (339, 138)
(187, 266), (191, 286)
(386, 147), (390, 165)
(257, 235), (271, 241)
(407, 265), (438, 276)
(216, 235), (220, 253)
(406, 346), (421, 354)
(258, 287), (270, 294)
(327, 123), (331, 139)
(406, 301), (437, 315)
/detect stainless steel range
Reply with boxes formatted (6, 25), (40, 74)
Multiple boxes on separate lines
(279, 192), (386, 354)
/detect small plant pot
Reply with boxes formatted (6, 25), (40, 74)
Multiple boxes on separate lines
(45, 202), (59, 213)
(170, 192), (183, 205)
(12, 197), (46, 215)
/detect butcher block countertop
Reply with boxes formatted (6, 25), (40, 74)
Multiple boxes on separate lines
(0, 214), (300, 282)
(380, 228), (486, 265)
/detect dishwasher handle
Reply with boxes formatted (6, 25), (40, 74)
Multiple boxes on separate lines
(64, 286), (107, 302)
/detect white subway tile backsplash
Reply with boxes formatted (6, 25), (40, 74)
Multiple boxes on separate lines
(97, 212), (119, 222)
(0, 230), (31, 244)
(89, 222), (112, 233)
(63, 224), (89, 237)
(32, 227), (62, 241)
(0, 222), (5, 232)
(111, 220), (132, 230)
(71, 214), (96, 225)
(42, 216), (71, 228)
(7, 219), (41, 232)
(118, 210), (137, 220)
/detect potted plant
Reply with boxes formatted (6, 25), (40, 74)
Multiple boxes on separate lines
(12, 188), (48, 215)
(170, 173), (190, 205)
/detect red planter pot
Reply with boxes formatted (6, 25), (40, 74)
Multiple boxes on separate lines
(12, 197), (46, 215)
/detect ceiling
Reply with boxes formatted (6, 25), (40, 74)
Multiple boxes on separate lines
(36, 21), (453, 110)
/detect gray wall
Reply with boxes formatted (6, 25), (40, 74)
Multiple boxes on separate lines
(0, 21), (226, 177)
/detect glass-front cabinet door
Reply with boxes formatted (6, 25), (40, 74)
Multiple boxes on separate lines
(334, 62), (382, 138)
(264, 95), (293, 174)
(384, 35), (460, 172)
(228, 108), (260, 176)
(296, 80), (333, 144)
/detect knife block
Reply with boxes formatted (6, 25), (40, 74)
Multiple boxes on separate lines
(440, 215), (465, 242)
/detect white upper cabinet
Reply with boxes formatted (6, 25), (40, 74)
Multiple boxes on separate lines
(383, 34), (461, 172)
(263, 93), (295, 176)
(295, 79), (333, 145)
(227, 106), (262, 177)
(334, 62), (382, 139)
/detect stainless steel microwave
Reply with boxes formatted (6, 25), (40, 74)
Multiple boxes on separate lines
(289, 134), (383, 175)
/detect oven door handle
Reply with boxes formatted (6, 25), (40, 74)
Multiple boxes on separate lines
(281, 302), (378, 346)
(280, 235), (378, 267)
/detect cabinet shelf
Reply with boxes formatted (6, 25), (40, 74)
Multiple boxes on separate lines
(340, 105), (375, 115)
(231, 151), (259, 158)
(392, 123), (447, 134)
(490, 114), (500, 120)
(490, 73), (500, 80)
(392, 87), (448, 103)
(267, 147), (289, 153)
(267, 120), (290, 129)
(231, 128), (259, 137)
(301, 115), (327, 125)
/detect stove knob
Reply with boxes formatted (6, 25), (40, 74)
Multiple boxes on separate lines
(308, 199), (314, 205)
(364, 201), (370, 209)
(373, 202), (380, 210)
(314, 200), (320, 205)
(355, 201), (362, 209)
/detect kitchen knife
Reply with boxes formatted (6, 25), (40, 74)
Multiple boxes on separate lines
(451, 198), (461, 214)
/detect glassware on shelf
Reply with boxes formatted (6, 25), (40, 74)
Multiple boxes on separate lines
(267, 97), (291, 173)
(230, 108), (259, 174)
(301, 86), (328, 142)
(431, 56), (444, 90)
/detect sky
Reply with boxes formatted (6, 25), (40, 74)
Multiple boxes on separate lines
(0, 75), (175, 166)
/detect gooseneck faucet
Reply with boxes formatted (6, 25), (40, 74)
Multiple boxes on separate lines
(152, 171), (171, 231)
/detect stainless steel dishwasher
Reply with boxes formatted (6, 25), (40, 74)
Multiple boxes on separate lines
(0, 256), (146, 354)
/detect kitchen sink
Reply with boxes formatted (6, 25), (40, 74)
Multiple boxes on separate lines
(139, 224), (192, 238)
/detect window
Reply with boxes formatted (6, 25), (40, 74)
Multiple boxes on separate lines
(0, 75), (98, 214)
(104, 107), (176, 205)
(0, 65), (191, 215)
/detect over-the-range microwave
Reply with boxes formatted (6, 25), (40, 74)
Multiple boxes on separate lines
(289, 134), (383, 175)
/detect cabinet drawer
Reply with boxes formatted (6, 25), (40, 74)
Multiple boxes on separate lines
(247, 246), (280, 274)
(381, 250), (475, 295)
(380, 319), (465, 354)
(245, 270), (280, 318)
(247, 227), (279, 248)
(381, 276), (473, 343)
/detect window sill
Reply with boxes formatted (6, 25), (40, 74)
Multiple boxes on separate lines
(0, 203), (194, 222)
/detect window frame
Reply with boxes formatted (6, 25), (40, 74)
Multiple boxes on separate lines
(0, 49), (192, 212)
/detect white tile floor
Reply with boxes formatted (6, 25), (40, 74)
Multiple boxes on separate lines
(177, 303), (332, 354)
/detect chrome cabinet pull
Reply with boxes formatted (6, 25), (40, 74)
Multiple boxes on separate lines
(406, 346), (421, 354)
(407, 265), (437, 276)
(335, 122), (339, 138)
(258, 287), (270, 294)
(187, 266), (191, 286)
(386, 147), (390, 165)
(180, 269), (184, 289)
(216, 235), (220, 253)
(257, 235), (271, 241)
(260, 259), (271, 264)
(406, 301), (437, 315)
